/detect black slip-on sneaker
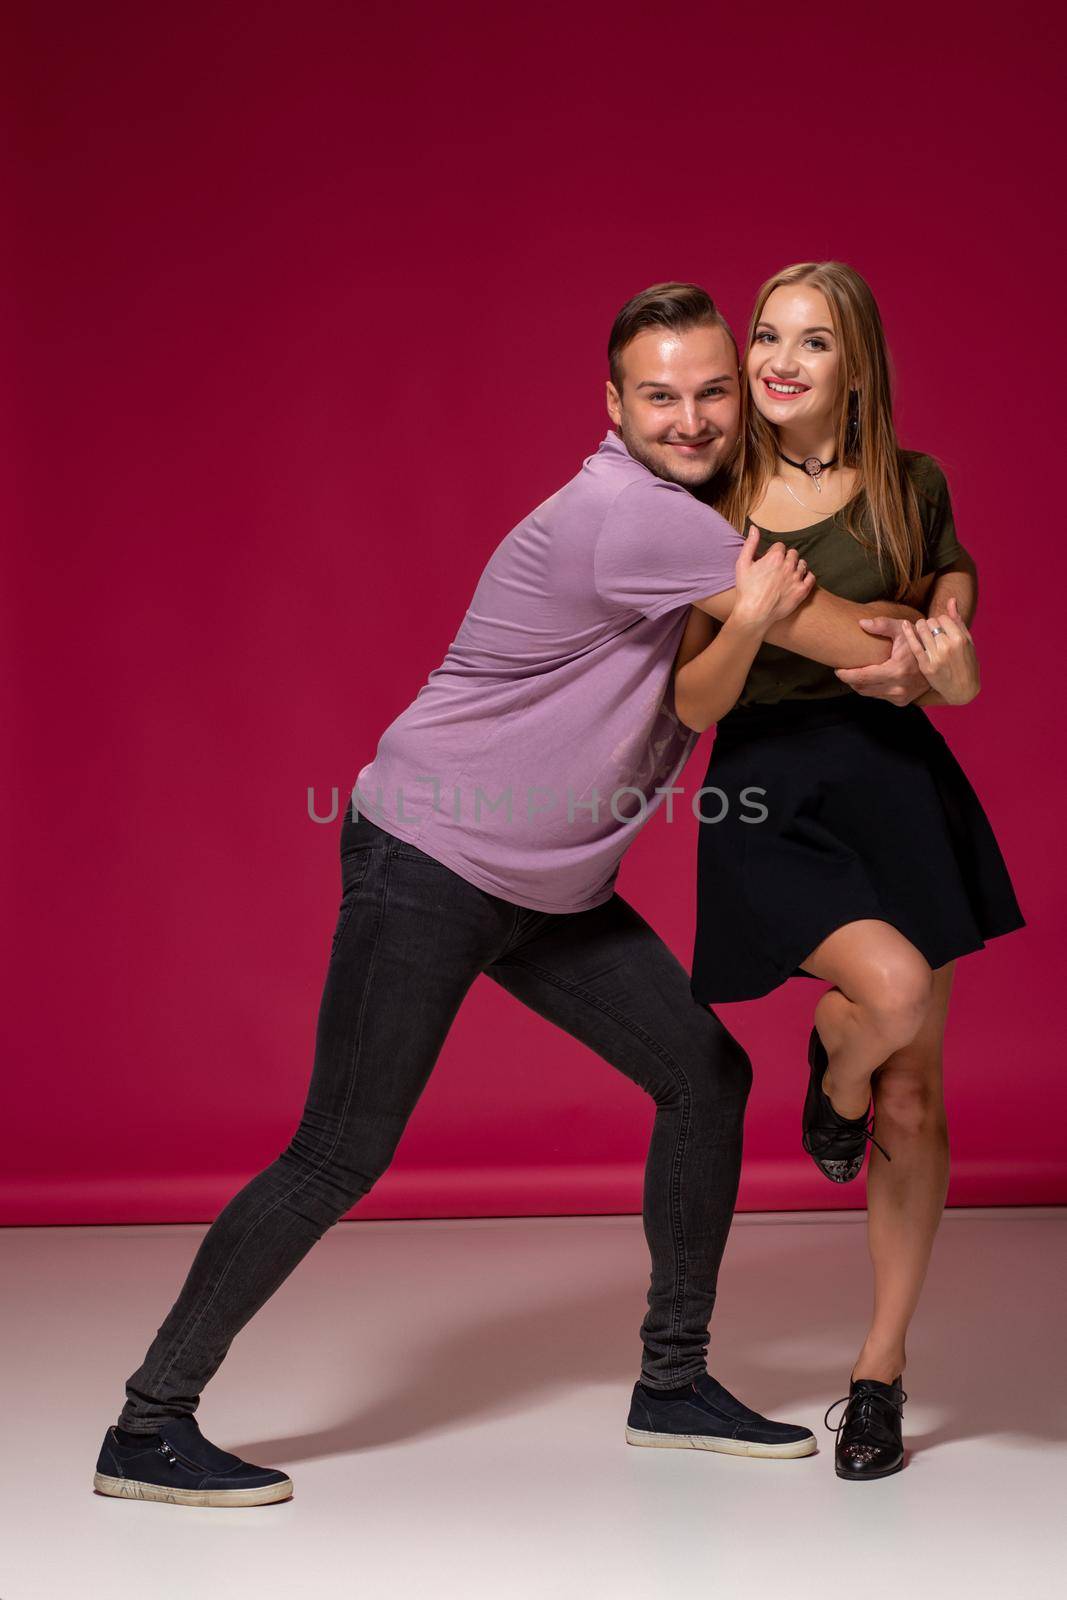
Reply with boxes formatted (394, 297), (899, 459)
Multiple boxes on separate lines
(802, 1025), (889, 1183)
(825, 1375), (907, 1480)
(93, 1414), (293, 1506)
(625, 1373), (816, 1459)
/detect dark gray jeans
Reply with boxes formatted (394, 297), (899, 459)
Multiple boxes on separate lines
(118, 810), (752, 1431)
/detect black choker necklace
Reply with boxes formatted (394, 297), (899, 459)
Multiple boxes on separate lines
(777, 448), (837, 492)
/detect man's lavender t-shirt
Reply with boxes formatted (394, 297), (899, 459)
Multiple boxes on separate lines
(353, 430), (744, 913)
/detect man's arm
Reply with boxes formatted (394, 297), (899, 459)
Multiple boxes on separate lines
(692, 583), (922, 671)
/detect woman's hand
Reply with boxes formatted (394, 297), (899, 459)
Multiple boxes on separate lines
(901, 596), (980, 704)
(732, 526), (816, 631)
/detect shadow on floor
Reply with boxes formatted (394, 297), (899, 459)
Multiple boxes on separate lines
(228, 1216), (1065, 1465)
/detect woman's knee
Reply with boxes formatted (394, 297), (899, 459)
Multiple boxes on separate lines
(858, 952), (935, 1051)
(873, 1068), (946, 1139)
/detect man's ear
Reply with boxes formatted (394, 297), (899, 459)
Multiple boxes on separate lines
(605, 380), (622, 427)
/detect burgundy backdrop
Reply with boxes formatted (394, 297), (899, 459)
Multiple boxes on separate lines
(6, 1), (1064, 1223)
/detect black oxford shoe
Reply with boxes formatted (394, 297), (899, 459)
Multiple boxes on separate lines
(802, 1026), (889, 1183)
(825, 1375), (907, 1480)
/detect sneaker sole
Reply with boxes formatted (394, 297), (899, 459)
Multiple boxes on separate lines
(92, 1470), (293, 1506)
(625, 1425), (816, 1458)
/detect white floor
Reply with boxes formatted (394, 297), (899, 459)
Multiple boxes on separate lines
(2, 1210), (1064, 1600)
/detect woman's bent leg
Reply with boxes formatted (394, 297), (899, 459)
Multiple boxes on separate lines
(802, 919), (934, 1120)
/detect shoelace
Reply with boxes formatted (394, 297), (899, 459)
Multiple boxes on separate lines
(824, 1381), (908, 1436)
(804, 1109), (891, 1164)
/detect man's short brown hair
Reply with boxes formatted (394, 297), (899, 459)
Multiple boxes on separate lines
(608, 282), (736, 393)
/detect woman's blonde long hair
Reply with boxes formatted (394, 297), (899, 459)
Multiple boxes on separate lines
(723, 260), (926, 598)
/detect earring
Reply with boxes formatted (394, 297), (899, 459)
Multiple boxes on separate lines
(846, 388), (860, 452)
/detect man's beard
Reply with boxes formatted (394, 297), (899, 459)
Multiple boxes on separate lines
(689, 463), (736, 510)
(620, 423), (738, 509)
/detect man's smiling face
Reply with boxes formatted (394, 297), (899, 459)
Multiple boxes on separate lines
(605, 322), (740, 489)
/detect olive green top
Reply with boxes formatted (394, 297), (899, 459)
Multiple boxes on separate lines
(735, 451), (967, 708)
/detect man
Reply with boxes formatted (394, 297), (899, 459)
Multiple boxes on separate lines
(94, 283), (928, 1506)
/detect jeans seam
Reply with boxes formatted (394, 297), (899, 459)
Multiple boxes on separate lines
(496, 953), (690, 1385)
(146, 849), (392, 1403)
(496, 903), (540, 960)
(331, 855), (372, 954)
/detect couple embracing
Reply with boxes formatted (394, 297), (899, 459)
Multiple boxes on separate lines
(94, 264), (1023, 1505)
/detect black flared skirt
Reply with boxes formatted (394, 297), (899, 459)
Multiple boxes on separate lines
(689, 693), (1025, 1004)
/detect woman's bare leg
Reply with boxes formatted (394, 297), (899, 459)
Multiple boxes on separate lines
(801, 919), (934, 1120)
(851, 960), (954, 1382)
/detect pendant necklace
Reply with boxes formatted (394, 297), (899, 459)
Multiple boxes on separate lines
(779, 463), (841, 515)
(777, 448), (837, 494)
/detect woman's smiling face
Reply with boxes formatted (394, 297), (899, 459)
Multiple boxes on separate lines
(747, 283), (842, 434)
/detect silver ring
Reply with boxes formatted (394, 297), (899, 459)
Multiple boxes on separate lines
(928, 625), (945, 636)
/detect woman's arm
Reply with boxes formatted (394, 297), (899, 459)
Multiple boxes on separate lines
(911, 555), (979, 707)
(673, 608), (770, 733)
(827, 553), (978, 705)
(903, 595), (980, 706)
(673, 531), (815, 733)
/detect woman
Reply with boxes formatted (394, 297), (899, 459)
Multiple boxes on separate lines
(670, 261), (1025, 1480)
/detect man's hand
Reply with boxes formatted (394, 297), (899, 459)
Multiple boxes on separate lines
(833, 616), (929, 706)
(733, 527), (817, 630)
